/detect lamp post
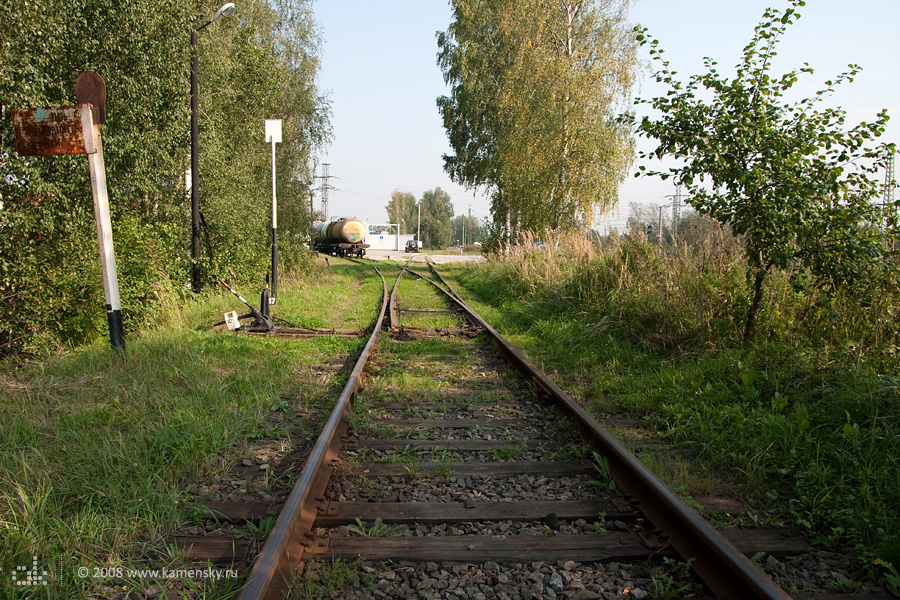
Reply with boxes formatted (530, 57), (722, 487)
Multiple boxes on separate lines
(191, 2), (236, 293)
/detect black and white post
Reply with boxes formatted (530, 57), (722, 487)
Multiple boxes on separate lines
(81, 104), (125, 351)
(265, 119), (282, 303)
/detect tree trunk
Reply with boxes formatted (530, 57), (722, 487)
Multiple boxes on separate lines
(744, 268), (766, 341)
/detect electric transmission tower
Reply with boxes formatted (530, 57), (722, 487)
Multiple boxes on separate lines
(316, 163), (336, 221)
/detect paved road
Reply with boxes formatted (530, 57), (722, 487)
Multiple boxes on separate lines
(365, 250), (485, 264)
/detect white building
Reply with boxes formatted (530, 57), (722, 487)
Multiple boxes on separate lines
(366, 223), (416, 251)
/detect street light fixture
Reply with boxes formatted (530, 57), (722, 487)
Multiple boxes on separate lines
(210, 2), (236, 23)
(191, 2), (236, 293)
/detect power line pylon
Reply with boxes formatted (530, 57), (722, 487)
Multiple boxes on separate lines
(317, 163), (336, 221)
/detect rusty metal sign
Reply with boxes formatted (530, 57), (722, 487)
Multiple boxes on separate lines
(11, 105), (91, 156)
(76, 71), (106, 124)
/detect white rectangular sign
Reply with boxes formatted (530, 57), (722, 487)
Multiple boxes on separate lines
(265, 119), (282, 144)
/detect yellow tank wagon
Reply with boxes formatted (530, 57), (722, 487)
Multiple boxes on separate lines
(312, 218), (370, 257)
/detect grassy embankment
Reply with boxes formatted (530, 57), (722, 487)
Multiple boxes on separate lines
(440, 229), (899, 577)
(0, 258), (385, 599)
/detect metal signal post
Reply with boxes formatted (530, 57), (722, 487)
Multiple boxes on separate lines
(265, 119), (282, 303)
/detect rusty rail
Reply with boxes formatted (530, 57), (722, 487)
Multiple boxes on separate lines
(387, 261), (405, 330)
(424, 260), (791, 600)
(236, 264), (391, 600)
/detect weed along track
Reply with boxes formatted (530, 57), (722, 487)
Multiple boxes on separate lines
(192, 260), (833, 600)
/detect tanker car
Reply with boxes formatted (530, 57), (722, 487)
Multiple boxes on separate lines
(312, 218), (369, 257)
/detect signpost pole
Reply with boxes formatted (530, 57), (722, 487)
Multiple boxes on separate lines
(80, 104), (125, 351)
(270, 138), (277, 302)
(265, 119), (282, 304)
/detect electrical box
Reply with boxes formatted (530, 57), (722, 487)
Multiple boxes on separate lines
(224, 311), (240, 330)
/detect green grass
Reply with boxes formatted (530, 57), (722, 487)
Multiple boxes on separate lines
(362, 337), (478, 400)
(394, 269), (464, 329)
(0, 261), (384, 599)
(345, 517), (392, 538)
(288, 558), (374, 599)
(200, 257), (383, 331)
(377, 337), (473, 360)
(436, 233), (900, 565)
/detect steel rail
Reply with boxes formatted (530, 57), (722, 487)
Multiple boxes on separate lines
(387, 261), (408, 330)
(424, 260), (791, 600)
(237, 264), (392, 600)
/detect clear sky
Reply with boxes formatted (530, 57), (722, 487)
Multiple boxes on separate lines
(311, 0), (900, 230)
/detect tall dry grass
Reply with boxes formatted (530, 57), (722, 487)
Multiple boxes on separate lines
(485, 225), (900, 368)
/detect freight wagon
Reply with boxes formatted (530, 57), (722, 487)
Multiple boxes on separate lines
(312, 218), (369, 257)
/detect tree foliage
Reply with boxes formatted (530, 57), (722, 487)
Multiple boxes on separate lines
(384, 188), (455, 249)
(0, 0), (330, 356)
(452, 213), (483, 245)
(419, 188), (455, 249)
(386, 190), (418, 235)
(437, 0), (638, 233)
(194, 0), (329, 280)
(633, 0), (897, 339)
(626, 202), (715, 246)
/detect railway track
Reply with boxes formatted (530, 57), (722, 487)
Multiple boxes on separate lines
(174, 259), (875, 599)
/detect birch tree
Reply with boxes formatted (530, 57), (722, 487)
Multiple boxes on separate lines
(437, 0), (638, 233)
(385, 190), (418, 234)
